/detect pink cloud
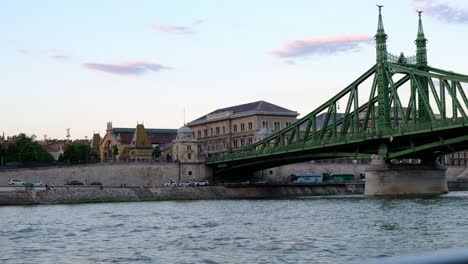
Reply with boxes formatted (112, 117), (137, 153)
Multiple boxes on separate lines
(271, 35), (373, 58)
(411, 0), (468, 23)
(153, 24), (194, 34)
(83, 61), (170, 75)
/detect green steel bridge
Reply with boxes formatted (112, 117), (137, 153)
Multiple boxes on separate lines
(207, 7), (468, 175)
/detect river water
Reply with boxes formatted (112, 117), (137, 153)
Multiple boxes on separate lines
(2, 192), (468, 264)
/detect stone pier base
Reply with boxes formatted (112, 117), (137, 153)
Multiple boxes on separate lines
(364, 157), (448, 196)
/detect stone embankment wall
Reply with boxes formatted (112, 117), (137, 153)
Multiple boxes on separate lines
(0, 184), (365, 205)
(257, 162), (468, 182)
(0, 161), (465, 188)
(0, 163), (212, 187)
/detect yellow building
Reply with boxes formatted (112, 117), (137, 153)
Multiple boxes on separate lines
(187, 100), (298, 157)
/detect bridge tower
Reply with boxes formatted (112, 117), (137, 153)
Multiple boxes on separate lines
(365, 9), (447, 196)
(415, 11), (431, 122)
(375, 5), (391, 135)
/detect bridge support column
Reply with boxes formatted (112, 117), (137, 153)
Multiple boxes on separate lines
(364, 156), (448, 196)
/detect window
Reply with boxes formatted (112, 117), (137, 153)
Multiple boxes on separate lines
(285, 122), (291, 127)
(216, 127), (220, 135)
(262, 121), (269, 129)
(248, 122), (253, 130)
(188, 154), (192, 160)
(204, 129), (208, 137)
(233, 140), (238, 148)
(187, 145), (191, 151)
(241, 123), (245, 131)
(210, 128), (213, 136)
(197, 131), (201, 138)
(240, 138), (245, 147)
(248, 137), (253, 145)
(274, 121), (280, 130)
(233, 124), (238, 132)
(188, 170), (192, 175)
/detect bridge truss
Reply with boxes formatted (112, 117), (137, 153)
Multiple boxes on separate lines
(207, 7), (468, 173)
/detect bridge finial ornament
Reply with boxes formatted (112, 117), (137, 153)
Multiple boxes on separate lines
(375, 4), (388, 63)
(415, 9), (428, 66)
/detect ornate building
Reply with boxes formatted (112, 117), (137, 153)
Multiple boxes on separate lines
(187, 100), (298, 157)
(99, 122), (177, 161)
(172, 125), (198, 162)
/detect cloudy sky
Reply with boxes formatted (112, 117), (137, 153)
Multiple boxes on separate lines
(1, 0), (468, 139)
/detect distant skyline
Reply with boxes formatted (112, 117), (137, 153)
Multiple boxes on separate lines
(2, 0), (468, 139)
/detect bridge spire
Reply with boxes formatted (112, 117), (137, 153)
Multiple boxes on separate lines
(375, 5), (391, 136)
(375, 5), (388, 64)
(415, 10), (430, 122)
(415, 10), (428, 66)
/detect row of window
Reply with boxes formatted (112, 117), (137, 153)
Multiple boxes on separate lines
(175, 145), (193, 151)
(197, 121), (293, 138)
(199, 137), (256, 152)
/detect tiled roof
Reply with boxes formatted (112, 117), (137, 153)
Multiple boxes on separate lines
(188, 100), (298, 125)
(113, 128), (177, 145)
(113, 128), (176, 134)
(131, 124), (152, 148)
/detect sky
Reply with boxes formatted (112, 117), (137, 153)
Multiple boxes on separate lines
(1, 0), (468, 140)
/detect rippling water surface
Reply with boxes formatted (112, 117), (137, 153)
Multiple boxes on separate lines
(2, 192), (468, 263)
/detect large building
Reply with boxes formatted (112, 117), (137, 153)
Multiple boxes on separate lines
(99, 122), (177, 161)
(187, 100), (299, 157)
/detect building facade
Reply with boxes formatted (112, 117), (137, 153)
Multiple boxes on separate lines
(99, 122), (177, 161)
(187, 100), (298, 157)
(172, 126), (198, 162)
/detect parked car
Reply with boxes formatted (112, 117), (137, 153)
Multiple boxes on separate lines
(68, 180), (84, 185)
(32, 181), (43, 186)
(179, 181), (193, 187)
(8, 179), (26, 186)
(194, 180), (209, 186)
(163, 181), (177, 187)
(89, 181), (102, 185)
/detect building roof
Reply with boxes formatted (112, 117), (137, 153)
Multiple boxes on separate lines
(111, 128), (177, 145)
(113, 128), (177, 134)
(131, 124), (152, 148)
(188, 100), (299, 126)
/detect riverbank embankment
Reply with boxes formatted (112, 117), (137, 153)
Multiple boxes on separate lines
(0, 184), (364, 205)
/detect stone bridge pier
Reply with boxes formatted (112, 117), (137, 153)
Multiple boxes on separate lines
(365, 156), (448, 196)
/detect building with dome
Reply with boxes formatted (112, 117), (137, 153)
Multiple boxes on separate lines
(172, 125), (198, 162)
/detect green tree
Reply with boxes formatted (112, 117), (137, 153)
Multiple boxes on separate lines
(4, 134), (54, 164)
(112, 145), (119, 160)
(152, 146), (161, 160)
(63, 141), (96, 163)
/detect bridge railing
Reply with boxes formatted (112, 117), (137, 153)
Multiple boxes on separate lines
(206, 117), (468, 163)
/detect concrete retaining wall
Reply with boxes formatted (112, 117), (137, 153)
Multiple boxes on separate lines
(0, 163), (212, 187)
(0, 184), (364, 205)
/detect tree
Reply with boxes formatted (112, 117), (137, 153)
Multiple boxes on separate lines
(152, 146), (161, 160)
(112, 145), (119, 160)
(63, 141), (97, 163)
(4, 134), (54, 164)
